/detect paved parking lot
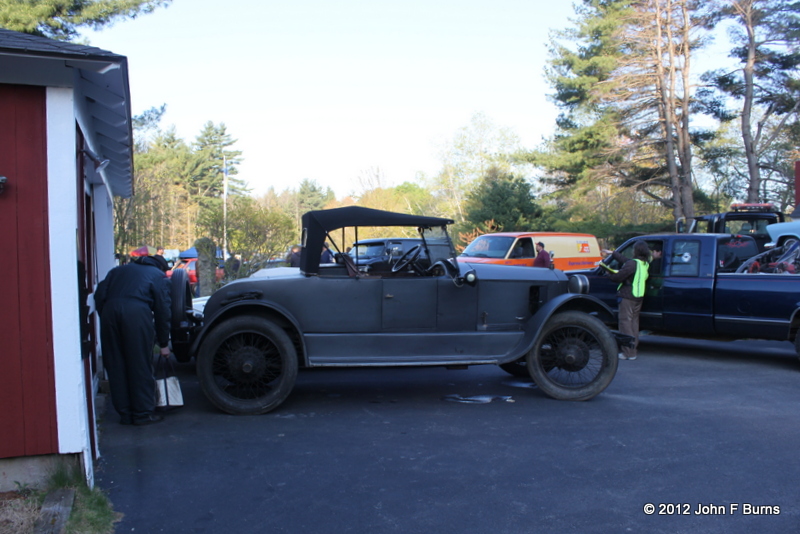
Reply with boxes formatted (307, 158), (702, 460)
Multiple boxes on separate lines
(96, 336), (800, 533)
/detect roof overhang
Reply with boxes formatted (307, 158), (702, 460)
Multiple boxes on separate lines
(0, 30), (134, 198)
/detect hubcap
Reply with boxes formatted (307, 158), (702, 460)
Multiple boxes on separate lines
(227, 346), (267, 384)
(555, 339), (590, 372)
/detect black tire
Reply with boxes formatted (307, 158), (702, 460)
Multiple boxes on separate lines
(169, 269), (194, 362)
(499, 359), (530, 377)
(170, 269), (192, 328)
(527, 311), (618, 401)
(197, 316), (298, 414)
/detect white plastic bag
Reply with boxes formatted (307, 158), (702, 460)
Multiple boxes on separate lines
(155, 376), (183, 407)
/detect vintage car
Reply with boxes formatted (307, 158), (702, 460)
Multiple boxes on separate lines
(170, 207), (622, 415)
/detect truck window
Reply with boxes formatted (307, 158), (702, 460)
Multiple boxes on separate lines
(717, 237), (758, 273)
(669, 240), (701, 277)
(725, 218), (769, 236)
(646, 240), (664, 275)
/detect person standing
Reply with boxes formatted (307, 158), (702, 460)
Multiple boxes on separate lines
(533, 241), (551, 268)
(287, 245), (301, 267)
(155, 246), (166, 265)
(321, 242), (334, 263)
(602, 241), (650, 360)
(95, 255), (172, 425)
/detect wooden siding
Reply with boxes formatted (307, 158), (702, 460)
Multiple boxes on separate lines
(0, 84), (58, 458)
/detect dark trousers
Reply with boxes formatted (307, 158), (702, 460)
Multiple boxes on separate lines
(619, 297), (643, 359)
(101, 300), (157, 421)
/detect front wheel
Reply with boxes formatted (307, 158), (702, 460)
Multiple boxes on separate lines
(527, 311), (618, 401)
(197, 316), (298, 414)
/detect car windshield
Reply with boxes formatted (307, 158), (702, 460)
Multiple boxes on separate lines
(421, 226), (457, 264)
(350, 243), (386, 258)
(461, 235), (514, 259)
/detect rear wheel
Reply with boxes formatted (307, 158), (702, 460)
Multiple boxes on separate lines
(527, 311), (618, 401)
(197, 316), (298, 414)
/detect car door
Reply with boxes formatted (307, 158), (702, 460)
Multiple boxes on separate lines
(382, 278), (437, 330)
(502, 237), (536, 267)
(660, 238), (713, 334)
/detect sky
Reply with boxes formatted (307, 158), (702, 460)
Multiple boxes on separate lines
(82, 0), (578, 199)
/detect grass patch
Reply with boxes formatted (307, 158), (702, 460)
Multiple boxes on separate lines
(66, 485), (120, 534)
(0, 494), (40, 534)
(0, 460), (120, 534)
(49, 461), (121, 534)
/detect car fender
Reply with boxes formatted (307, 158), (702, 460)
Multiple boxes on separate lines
(190, 300), (308, 365)
(501, 293), (615, 363)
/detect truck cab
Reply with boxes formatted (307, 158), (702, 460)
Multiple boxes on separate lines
(578, 234), (759, 335)
(678, 204), (785, 252)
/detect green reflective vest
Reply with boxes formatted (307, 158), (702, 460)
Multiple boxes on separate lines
(618, 259), (649, 298)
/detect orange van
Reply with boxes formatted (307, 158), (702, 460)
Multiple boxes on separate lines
(458, 232), (601, 271)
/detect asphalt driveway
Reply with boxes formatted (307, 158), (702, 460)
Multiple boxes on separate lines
(95, 336), (800, 533)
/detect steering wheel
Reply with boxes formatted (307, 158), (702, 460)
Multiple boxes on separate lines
(392, 245), (423, 273)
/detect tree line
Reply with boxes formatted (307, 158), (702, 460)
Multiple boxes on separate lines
(2, 0), (799, 262)
(527, 0), (800, 229)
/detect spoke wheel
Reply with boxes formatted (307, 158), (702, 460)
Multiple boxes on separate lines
(527, 311), (617, 401)
(198, 316), (297, 414)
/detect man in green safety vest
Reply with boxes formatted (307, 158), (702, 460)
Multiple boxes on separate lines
(602, 240), (652, 360)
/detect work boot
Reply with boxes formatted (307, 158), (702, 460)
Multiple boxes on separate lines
(133, 414), (164, 426)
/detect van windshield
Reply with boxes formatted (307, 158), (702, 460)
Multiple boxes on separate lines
(461, 235), (513, 259)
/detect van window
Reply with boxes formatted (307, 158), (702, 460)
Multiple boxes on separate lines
(510, 238), (535, 259)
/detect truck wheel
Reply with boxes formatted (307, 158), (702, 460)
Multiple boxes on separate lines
(527, 311), (618, 401)
(197, 316), (298, 414)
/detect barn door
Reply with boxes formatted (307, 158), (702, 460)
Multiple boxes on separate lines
(0, 84), (58, 458)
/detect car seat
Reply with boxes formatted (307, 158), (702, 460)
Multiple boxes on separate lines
(521, 242), (535, 258)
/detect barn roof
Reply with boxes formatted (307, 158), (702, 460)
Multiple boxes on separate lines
(0, 28), (133, 198)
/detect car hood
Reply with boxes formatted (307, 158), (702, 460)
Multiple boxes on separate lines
(766, 221), (800, 242)
(463, 260), (566, 282)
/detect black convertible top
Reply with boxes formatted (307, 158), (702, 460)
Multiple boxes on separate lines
(300, 207), (454, 274)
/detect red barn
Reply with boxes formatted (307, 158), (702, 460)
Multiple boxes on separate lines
(0, 28), (133, 489)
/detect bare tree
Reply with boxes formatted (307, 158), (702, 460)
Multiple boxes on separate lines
(707, 0), (800, 202)
(600, 0), (706, 220)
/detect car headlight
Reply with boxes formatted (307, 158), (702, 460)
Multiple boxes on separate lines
(568, 274), (589, 294)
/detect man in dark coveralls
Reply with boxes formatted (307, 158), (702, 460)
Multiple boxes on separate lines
(95, 256), (171, 425)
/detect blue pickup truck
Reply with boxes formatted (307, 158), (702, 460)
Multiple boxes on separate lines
(571, 233), (800, 358)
